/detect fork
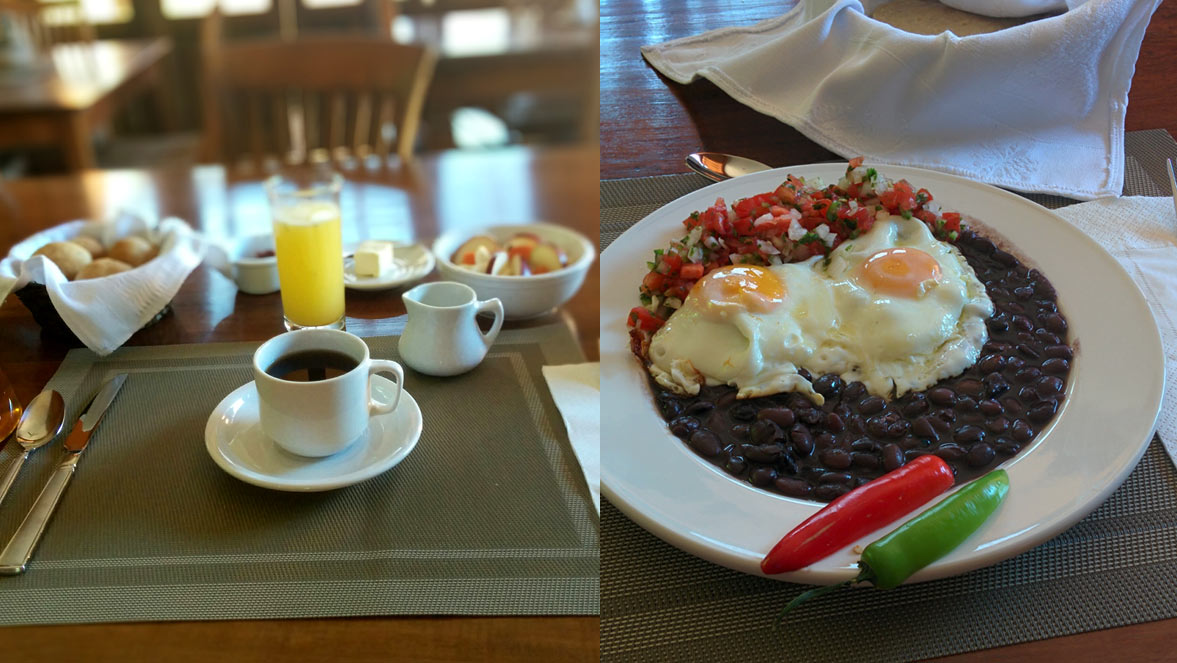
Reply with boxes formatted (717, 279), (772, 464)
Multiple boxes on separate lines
(1166, 159), (1177, 224)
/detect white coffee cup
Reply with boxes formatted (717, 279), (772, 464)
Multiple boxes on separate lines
(253, 329), (404, 457)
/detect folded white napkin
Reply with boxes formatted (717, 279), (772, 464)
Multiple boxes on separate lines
(0, 214), (207, 356)
(543, 363), (600, 514)
(1053, 197), (1177, 464)
(642, 0), (1160, 200)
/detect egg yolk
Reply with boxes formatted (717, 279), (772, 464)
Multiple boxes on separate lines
(693, 264), (786, 312)
(859, 248), (942, 298)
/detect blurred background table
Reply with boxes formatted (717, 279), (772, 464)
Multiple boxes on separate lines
(0, 143), (599, 662)
(0, 38), (172, 170)
(599, 1), (1177, 661)
(600, 0), (1177, 180)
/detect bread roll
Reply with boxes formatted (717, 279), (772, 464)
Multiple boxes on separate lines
(32, 241), (92, 280)
(75, 258), (133, 280)
(70, 236), (106, 259)
(109, 236), (158, 267)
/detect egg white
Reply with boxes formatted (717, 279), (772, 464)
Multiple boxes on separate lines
(646, 215), (994, 402)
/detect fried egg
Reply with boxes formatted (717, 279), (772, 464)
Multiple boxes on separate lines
(647, 216), (993, 402)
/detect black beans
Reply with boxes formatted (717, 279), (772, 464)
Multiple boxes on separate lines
(819, 472), (853, 485)
(956, 379), (984, 398)
(815, 484), (850, 501)
(935, 443), (967, 462)
(657, 397), (684, 419)
(900, 393), (929, 416)
(689, 430), (722, 457)
(850, 438), (878, 452)
(685, 401), (714, 415)
(858, 396), (886, 415)
(798, 407), (824, 425)
(821, 448), (852, 470)
(724, 455), (747, 474)
(987, 417), (1010, 434)
(750, 419), (781, 445)
(1045, 345), (1073, 359)
(669, 416), (699, 439)
(775, 477), (811, 498)
(746, 443), (783, 464)
(750, 467), (778, 487)
(966, 444), (996, 467)
(978, 354), (1005, 373)
(851, 452), (879, 469)
(954, 425), (986, 444)
(790, 427), (815, 457)
(979, 399), (1004, 416)
(814, 374), (844, 399)
(882, 443), (904, 471)
(1036, 376), (1064, 398)
(1011, 419), (1034, 442)
(843, 381), (867, 401)
(1043, 313), (1067, 333)
(1042, 358), (1070, 375)
(826, 413), (845, 432)
(1028, 399), (1059, 424)
(757, 407), (795, 428)
(928, 388), (956, 406)
(730, 404), (757, 422)
(983, 373), (1010, 397)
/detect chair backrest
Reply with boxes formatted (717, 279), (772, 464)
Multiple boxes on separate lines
(200, 14), (436, 170)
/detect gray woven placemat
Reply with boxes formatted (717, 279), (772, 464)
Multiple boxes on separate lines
(600, 129), (1177, 662)
(0, 324), (598, 624)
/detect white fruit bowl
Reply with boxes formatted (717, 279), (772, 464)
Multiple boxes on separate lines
(432, 223), (595, 320)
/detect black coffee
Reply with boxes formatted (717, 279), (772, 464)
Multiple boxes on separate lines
(266, 350), (358, 382)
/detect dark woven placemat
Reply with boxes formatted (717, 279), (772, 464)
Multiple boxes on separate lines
(600, 129), (1177, 662)
(0, 324), (599, 624)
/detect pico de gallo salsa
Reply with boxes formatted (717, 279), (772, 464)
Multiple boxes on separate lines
(627, 160), (965, 339)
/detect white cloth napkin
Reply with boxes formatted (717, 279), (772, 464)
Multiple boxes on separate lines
(0, 214), (207, 356)
(641, 0), (1160, 200)
(543, 363), (600, 514)
(1053, 196), (1177, 464)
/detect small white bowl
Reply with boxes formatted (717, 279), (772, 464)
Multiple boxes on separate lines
(432, 223), (595, 320)
(229, 234), (279, 295)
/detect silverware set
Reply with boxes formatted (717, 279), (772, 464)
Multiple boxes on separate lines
(0, 373), (126, 575)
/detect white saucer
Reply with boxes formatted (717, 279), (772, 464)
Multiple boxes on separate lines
(204, 376), (423, 492)
(343, 241), (435, 290)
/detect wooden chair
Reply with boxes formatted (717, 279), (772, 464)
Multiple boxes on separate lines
(2, 0), (94, 54)
(200, 13), (437, 171)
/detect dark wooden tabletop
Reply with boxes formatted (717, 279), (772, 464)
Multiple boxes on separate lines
(600, 0), (1177, 180)
(0, 38), (172, 113)
(0, 144), (599, 662)
(600, 1), (1177, 659)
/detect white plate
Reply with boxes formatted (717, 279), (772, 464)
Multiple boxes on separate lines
(343, 241), (435, 290)
(205, 376), (423, 492)
(600, 163), (1165, 585)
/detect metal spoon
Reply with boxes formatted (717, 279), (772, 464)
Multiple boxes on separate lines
(0, 390), (66, 509)
(686, 152), (772, 182)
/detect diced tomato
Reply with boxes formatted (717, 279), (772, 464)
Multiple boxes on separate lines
(848, 156), (865, 169)
(942, 212), (962, 232)
(642, 272), (666, 291)
(660, 252), (682, 274)
(733, 193), (775, 219)
(680, 263), (704, 280)
(628, 307), (664, 332)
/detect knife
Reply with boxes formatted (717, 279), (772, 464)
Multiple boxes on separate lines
(0, 373), (127, 575)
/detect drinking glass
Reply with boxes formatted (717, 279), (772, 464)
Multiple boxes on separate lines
(265, 171), (346, 330)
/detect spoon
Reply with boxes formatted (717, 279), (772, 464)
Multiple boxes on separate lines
(0, 390), (66, 509)
(686, 152), (772, 182)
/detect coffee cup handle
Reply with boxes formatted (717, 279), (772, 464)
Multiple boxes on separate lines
(367, 359), (404, 416)
(477, 298), (504, 348)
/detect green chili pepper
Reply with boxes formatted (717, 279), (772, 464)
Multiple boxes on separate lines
(779, 469), (1009, 620)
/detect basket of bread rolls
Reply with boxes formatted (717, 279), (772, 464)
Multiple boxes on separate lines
(0, 214), (206, 355)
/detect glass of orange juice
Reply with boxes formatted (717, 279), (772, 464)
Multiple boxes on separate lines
(265, 171), (345, 330)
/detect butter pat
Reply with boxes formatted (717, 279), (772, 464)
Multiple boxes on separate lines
(355, 240), (394, 277)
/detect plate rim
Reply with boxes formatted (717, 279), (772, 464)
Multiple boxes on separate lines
(204, 377), (423, 492)
(343, 241), (436, 291)
(600, 162), (1165, 585)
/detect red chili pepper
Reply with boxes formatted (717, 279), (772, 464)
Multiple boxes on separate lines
(760, 455), (955, 575)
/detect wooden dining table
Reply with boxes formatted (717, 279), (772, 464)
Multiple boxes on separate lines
(0, 37), (173, 171)
(600, 0), (1177, 660)
(0, 144), (599, 662)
